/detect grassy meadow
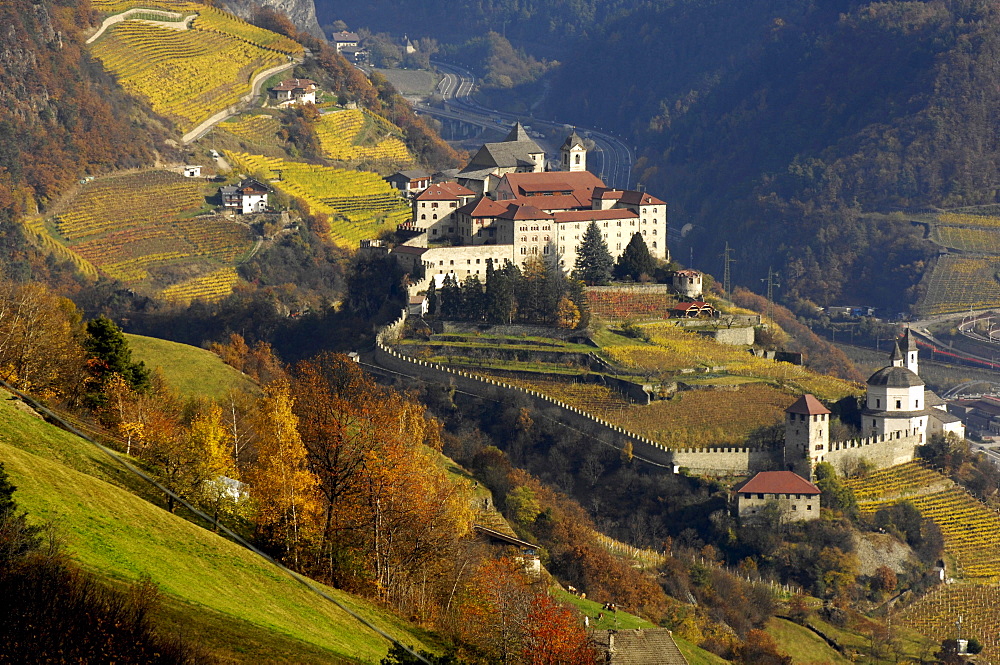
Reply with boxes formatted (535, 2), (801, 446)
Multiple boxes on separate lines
(0, 392), (434, 663)
(125, 333), (256, 400)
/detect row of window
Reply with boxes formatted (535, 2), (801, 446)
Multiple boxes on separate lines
(872, 398), (919, 410)
(420, 201), (459, 208)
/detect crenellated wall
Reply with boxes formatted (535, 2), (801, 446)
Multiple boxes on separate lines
(823, 429), (921, 473)
(673, 447), (780, 476)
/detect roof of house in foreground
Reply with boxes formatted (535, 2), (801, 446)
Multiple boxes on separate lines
(591, 629), (689, 665)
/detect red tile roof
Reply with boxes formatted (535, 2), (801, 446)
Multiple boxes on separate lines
(553, 209), (637, 223)
(671, 301), (710, 311)
(457, 197), (509, 217)
(737, 471), (820, 495)
(785, 394), (831, 416)
(416, 181), (474, 200)
(499, 203), (553, 221)
(271, 78), (317, 92)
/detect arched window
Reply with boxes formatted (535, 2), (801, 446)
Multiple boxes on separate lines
(432, 214), (438, 220)
(520, 247), (527, 255)
(575, 154), (581, 164)
(652, 241), (657, 248)
(421, 214), (426, 220)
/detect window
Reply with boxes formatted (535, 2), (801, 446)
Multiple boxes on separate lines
(531, 226), (538, 231)
(476, 259), (480, 264)
(873, 419), (876, 428)
(652, 229), (657, 235)
(421, 214), (426, 221)
(543, 246), (550, 254)
(531, 247), (538, 254)
(876, 398), (880, 408)
(575, 154), (581, 164)
(520, 236), (527, 242)
(642, 208), (647, 214)
(916, 400), (920, 408)
(543, 225), (550, 230)
(450, 202), (457, 208)
(616, 243), (621, 250)
(792, 505), (797, 510)
(432, 229), (438, 235)
(757, 493), (764, 500)
(544, 236), (550, 242)
(520, 247), (527, 255)
(448, 227), (454, 233)
(815, 444), (824, 450)
(431, 202), (438, 209)
(652, 242), (657, 248)
(575, 224), (580, 229)
(450, 260), (454, 265)
(807, 504), (813, 510)
(617, 221), (622, 226)
(467, 260), (471, 265)
(642, 230), (646, 235)
(896, 400), (902, 409)
(432, 214), (438, 220)
(532, 236), (538, 242)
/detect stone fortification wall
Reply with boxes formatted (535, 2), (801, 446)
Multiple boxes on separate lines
(824, 430), (921, 474)
(697, 326), (755, 346)
(375, 311), (790, 476)
(673, 447), (780, 476)
(586, 284), (672, 294)
(375, 310), (677, 468)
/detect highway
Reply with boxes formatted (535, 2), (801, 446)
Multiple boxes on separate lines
(419, 61), (635, 190)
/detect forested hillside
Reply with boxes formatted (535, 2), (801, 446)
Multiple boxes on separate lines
(546, 0), (1000, 310)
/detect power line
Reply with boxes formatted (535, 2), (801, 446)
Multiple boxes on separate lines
(0, 378), (431, 665)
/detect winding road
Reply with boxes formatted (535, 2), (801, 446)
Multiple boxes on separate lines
(419, 61), (635, 190)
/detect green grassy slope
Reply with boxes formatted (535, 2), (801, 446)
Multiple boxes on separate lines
(0, 396), (434, 663)
(126, 333), (257, 400)
(766, 617), (850, 664)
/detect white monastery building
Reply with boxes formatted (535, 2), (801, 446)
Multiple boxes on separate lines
(390, 125), (668, 285)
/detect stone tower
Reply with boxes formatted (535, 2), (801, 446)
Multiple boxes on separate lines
(784, 394), (831, 479)
(561, 130), (586, 172)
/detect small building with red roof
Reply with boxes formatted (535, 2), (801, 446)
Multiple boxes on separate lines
(735, 471), (821, 523)
(269, 78), (318, 106)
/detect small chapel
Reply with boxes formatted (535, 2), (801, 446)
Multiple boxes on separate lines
(783, 329), (965, 479)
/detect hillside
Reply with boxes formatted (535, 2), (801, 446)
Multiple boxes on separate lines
(541, 0), (1000, 312)
(0, 388), (435, 663)
(125, 333), (258, 399)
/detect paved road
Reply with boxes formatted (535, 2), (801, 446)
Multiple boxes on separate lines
(420, 61), (635, 190)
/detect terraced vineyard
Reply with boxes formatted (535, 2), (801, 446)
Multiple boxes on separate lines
(587, 288), (677, 320)
(600, 323), (857, 400)
(220, 113), (282, 145)
(315, 109), (412, 164)
(90, 17), (290, 131)
(492, 375), (793, 447)
(91, 0), (201, 12)
(226, 151), (410, 248)
(899, 583), (1000, 660)
(858, 487), (1000, 579)
(938, 212), (1000, 228)
(159, 267), (240, 303)
(932, 225), (1000, 253)
(52, 171), (252, 290)
(842, 461), (949, 503)
(918, 254), (1000, 315)
(190, 6), (302, 55)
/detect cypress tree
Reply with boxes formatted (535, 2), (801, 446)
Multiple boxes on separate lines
(573, 221), (613, 285)
(614, 232), (656, 281)
(426, 278), (438, 316)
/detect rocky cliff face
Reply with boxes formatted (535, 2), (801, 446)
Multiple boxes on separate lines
(224, 0), (324, 39)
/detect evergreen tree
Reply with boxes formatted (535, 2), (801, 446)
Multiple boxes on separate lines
(84, 316), (151, 404)
(614, 232), (656, 281)
(440, 273), (461, 318)
(573, 221), (613, 285)
(461, 275), (486, 321)
(426, 278), (438, 316)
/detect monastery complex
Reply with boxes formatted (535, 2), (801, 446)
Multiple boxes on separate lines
(386, 124), (668, 288)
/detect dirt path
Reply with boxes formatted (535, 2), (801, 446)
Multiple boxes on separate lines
(85, 8), (194, 45)
(181, 57), (300, 145)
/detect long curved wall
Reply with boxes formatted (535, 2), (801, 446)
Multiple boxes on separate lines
(374, 310), (779, 475)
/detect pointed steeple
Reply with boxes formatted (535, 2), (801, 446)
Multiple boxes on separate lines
(890, 340), (905, 367)
(505, 122), (531, 142)
(902, 327), (919, 375)
(561, 129), (583, 149)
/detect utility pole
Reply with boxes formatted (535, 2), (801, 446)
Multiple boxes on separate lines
(761, 266), (780, 325)
(721, 242), (735, 302)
